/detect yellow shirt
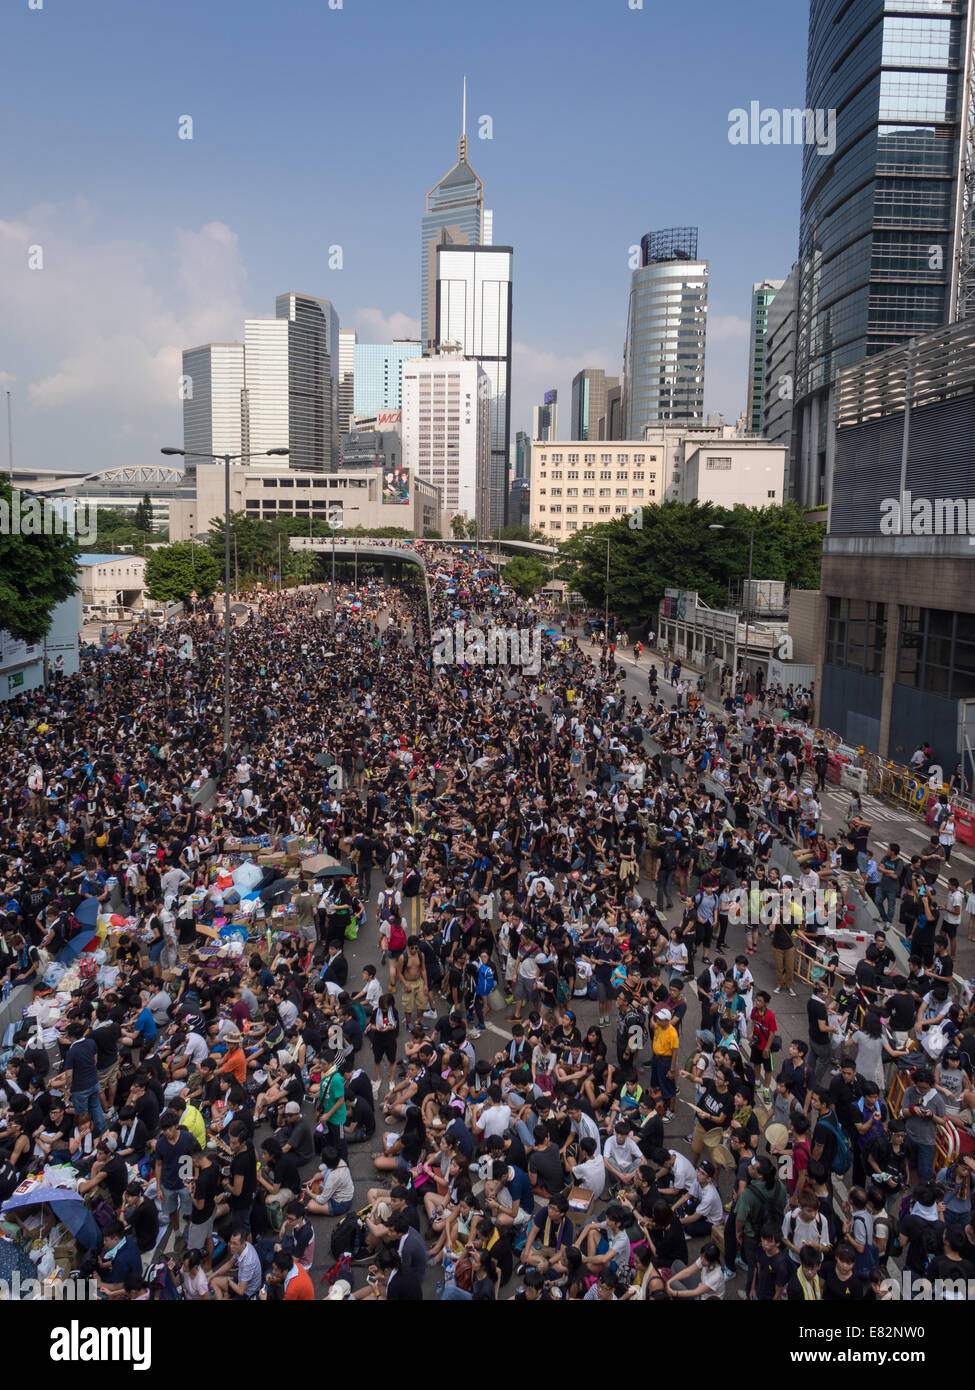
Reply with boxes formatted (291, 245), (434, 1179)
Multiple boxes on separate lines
(652, 1024), (679, 1057)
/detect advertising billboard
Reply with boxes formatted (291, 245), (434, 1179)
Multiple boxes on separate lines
(382, 466), (410, 505)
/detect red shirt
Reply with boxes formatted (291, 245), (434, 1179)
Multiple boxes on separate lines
(751, 1006), (777, 1051)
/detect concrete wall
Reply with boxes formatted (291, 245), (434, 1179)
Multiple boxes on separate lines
(787, 589), (823, 665)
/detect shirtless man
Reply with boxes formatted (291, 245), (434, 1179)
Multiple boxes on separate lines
(399, 937), (429, 1027)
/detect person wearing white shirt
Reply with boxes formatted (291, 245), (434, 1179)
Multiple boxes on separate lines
(567, 1146), (606, 1199)
(603, 1126), (643, 1186)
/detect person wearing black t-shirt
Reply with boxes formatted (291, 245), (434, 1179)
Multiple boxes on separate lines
(120, 1182), (160, 1254)
(753, 1228), (791, 1301)
(806, 979), (834, 1083)
(218, 1121), (257, 1233)
(822, 1244), (870, 1299)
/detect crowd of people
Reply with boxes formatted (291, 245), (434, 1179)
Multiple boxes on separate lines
(0, 543), (971, 1302)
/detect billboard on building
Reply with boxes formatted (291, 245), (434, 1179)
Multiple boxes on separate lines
(376, 410), (402, 428)
(382, 467), (410, 505)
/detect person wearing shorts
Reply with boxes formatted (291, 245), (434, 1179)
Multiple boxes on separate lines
(186, 1149), (219, 1258)
(368, 995), (400, 1091)
(399, 941), (428, 1026)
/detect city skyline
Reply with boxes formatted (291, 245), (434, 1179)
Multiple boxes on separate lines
(0, 0), (808, 479)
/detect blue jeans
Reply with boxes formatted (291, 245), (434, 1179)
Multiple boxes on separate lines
(440, 1262), (473, 1300)
(71, 1083), (106, 1135)
(326, 1197), (353, 1216)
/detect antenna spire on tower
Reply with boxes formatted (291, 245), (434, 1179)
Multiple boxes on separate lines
(459, 75), (468, 161)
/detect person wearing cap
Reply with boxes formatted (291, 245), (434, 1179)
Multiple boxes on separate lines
(672, 1159), (723, 1236)
(650, 1008), (680, 1120)
(279, 1099), (315, 1167)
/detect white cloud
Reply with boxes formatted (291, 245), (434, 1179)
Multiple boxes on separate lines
(0, 206), (248, 462)
(353, 307), (421, 342)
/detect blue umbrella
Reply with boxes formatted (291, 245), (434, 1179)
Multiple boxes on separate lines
(2, 1187), (101, 1249)
(73, 898), (100, 928)
(59, 927), (96, 965)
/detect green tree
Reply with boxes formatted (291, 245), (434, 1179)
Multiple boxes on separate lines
(0, 480), (80, 643)
(465, 519), (478, 539)
(133, 492), (154, 533)
(502, 555), (549, 599)
(145, 542), (221, 603)
(558, 501), (822, 627)
(450, 513), (466, 539)
(288, 549), (320, 585)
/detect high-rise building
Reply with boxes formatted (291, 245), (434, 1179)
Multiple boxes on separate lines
(181, 343), (245, 465)
(571, 369), (619, 441)
(352, 342), (422, 418)
(421, 79), (491, 356)
(762, 266), (799, 492)
(793, 0), (975, 506)
(338, 329), (356, 437)
(514, 430), (530, 480)
(623, 227), (708, 438)
(745, 280), (784, 433)
(243, 294), (339, 471)
(435, 243), (513, 531)
(402, 349), (491, 526)
(532, 390), (558, 441)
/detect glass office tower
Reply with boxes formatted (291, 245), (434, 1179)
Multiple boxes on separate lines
(794, 0), (974, 506)
(745, 281), (784, 432)
(353, 342), (422, 417)
(421, 96), (488, 356)
(623, 228), (708, 437)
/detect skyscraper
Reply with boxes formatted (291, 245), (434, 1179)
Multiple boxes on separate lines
(338, 328), (356, 437)
(744, 281), (783, 433)
(421, 79), (492, 356)
(402, 349), (491, 525)
(532, 390), (558, 441)
(622, 228), (708, 438)
(514, 430), (530, 480)
(793, 0), (975, 506)
(243, 294), (339, 471)
(435, 243), (513, 530)
(570, 369), (619, 440)
(761, 266), (799, 491)
(181, 343), (245, 463)
(353, 342), (422, 418)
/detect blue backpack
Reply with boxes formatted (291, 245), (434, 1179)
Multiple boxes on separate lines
(817, 1114), (852, 1174)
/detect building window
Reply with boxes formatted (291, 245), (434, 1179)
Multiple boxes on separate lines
(583, 470), (595, 480)
(826, 598), (887, 677)
(706, 457), (733, 470)
(767, 490), (776, 498)
(584, 453), (595, 463)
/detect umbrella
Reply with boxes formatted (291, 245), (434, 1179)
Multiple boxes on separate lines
(313, 864), (355, 881)
(73, 898), (100, 929)
(313, 754), (335, 768)
(2, 1187), (101, 1249)
(301, 853), (341, 875)
(59, 928), (96, 965)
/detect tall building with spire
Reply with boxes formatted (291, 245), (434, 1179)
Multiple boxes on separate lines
(421, 78), (492, 355)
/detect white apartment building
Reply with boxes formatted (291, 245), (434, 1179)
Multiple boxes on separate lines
(402, 352), (490, 527)
(529, 442), (670, 537)
(530, 428), (786, 537)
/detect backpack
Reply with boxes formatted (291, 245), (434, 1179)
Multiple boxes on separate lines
(401, 868), (421, 899)
(330, 1210), (366, 1260)
(146, 1261), (181, 1301)
(377, 889), (398, 922)
(817, 1115), (852, 1175)
(388, 921), (407, 953)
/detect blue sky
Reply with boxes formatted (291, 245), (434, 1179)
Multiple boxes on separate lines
(0, 0), (808, 475)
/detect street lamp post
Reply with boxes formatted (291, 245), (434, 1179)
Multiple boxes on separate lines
(161, 446), (288, 768)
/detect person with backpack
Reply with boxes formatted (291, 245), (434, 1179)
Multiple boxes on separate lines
(384, 910), (408, 988)
(810, 1086), (852, 1196)
(735, 1155), (788, 1295)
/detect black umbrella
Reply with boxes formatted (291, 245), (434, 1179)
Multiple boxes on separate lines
(313, 864), (354, 881)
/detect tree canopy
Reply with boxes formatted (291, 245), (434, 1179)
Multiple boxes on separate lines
(0, 478), (80, 643)
(557, 500), (822, 627)
(144, 542), (221, 603)
(502, 555), (550, 599)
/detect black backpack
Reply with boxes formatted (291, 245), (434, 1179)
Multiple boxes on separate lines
(330, 1209), (365, 1259)
(401, 867), (421, 898)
